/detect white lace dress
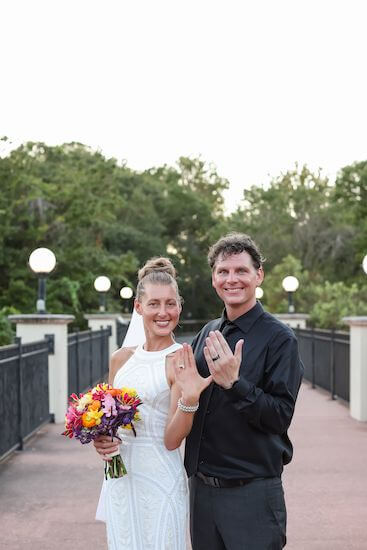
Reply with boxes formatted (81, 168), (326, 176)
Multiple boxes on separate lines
(100, 342), (188, 550)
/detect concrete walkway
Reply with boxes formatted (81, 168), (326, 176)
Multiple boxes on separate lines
(284, 383), (367, 549)
(0, 383), (366, 549)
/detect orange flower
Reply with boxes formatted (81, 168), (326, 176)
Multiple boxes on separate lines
(89, 400), (101, 411)
(105, 389), (121, 398)
(82, 412), (96, 428)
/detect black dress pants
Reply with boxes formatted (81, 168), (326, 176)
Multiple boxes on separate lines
(189, 475), (287, 550)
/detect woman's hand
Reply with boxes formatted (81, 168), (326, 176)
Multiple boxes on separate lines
(93, 435), (120, 462)
(173, 343), (212, 405)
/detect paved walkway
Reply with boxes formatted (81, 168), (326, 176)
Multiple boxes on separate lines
(284, 384), (367, 549)
(1, 383), (366, 549)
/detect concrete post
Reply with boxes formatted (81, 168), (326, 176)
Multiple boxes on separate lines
(84, 313), (123, 360)
(342, 316), (367, 421)
(274, 313), (309, 329)
(8, 314), (75, 423)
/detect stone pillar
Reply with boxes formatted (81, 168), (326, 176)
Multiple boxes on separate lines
(84, 313), (122, 360)
(343, 316), (367, 421)
(274, 313), (309, 329)
(9, 314), (75, 423)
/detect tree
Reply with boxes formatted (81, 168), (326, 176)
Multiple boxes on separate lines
(0, 143), (229, 322)
(149, 157), (229, 318)
(0, 141), (153, 319)
(309, 281), (367, 329)
(333, 160), (367, 282)
(228, 163), (363, 286)
(260, 254), (318, 314)
(1, 137), (365, 329)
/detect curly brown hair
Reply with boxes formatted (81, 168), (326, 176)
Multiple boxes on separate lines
(208, 233), (265, 270)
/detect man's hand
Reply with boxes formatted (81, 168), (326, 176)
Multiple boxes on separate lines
(204, 330), (244, 389)
(93, 436), (120, 462)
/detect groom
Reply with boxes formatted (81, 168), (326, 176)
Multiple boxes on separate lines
(185, 232), (303, 549)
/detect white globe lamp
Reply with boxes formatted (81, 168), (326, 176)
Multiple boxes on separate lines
(28, 247), (57, 313)
(94, 276), (111, 312)
(255, 287), (264, 300)
(282, 276), (299, 313)
(362, 254), (367, 275)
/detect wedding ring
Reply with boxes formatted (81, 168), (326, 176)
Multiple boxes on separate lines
(178, 364), (185, 369)
(212, 354), (220, 362)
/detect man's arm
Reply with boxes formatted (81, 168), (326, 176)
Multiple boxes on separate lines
(206, 330), (303, 435)
(226, 333), (303, 434)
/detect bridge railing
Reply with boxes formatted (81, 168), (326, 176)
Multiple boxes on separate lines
(294, 327), (349, 402)
(0, 336), (54, 461)
(67, 326), (111, 395)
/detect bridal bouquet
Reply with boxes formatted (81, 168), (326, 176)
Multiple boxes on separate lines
(62, 383), (142, 479)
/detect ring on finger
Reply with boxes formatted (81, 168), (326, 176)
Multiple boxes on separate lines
(178, 364), (185, 369)
(211, 354), (220, 362)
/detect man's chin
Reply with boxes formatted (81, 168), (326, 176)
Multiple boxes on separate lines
(222, 295), (245, 305)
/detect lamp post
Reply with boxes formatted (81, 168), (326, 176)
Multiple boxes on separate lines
(362, 254), (367, 275)
(28, 247), (57, 313)
(94, 276), (111, 312)
(255, 287), (264, 300)
(120, 286), (133, 313)
(282, 276), (299, 314)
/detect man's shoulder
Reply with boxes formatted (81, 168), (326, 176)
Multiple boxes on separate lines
(191, 317), (221, 348)
(259, 310), (297, 341)
(200, 317), (222, 333)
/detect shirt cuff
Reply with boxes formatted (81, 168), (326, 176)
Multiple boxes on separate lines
(222, 377), (253, 400)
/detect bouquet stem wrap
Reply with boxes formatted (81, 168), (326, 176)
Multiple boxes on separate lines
(105, 449), (127, 479)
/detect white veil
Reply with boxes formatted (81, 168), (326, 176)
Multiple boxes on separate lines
(96, 307), (145, 522)
(121, 307), (146, 348)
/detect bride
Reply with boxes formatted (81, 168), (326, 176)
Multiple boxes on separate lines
(94, 257), (211, 550)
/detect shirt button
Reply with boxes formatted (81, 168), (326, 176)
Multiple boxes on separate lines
(206, 410), (210, 414)
(199, 460), (204, 465)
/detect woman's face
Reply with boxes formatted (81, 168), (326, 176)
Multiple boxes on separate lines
(135, 283), (181, 338)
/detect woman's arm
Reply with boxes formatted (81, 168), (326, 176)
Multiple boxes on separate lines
(93, 347), (135, 460)
(164, 344), (212, 451)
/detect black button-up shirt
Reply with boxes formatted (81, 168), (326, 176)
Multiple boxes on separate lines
(184, 302), (304, 479)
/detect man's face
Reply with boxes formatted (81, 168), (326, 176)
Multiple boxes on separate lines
(212, 251), (264, 314)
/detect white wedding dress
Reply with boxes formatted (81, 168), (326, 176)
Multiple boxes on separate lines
(100, 342), (188, 550)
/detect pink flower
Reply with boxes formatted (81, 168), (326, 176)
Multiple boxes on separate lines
(102, 393), (117, 417)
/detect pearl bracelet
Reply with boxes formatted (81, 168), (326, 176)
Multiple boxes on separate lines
(177, 397), (199, 413)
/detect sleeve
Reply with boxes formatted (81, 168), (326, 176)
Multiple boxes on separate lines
(224, 332), (304, 435)
(190, 331), (200, 353)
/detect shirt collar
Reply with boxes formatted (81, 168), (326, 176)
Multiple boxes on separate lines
(219, 301), (264, 334)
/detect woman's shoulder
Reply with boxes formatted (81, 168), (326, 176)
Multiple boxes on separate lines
(111, 345), (137, 362)
(109, 346), (137, 381)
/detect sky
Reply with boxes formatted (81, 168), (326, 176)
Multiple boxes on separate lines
(1, 0), (367, 212)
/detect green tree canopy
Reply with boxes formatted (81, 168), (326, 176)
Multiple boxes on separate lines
(0, 138), (365, 343)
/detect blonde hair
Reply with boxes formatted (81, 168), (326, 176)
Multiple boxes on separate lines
(136, 257), (181, 303)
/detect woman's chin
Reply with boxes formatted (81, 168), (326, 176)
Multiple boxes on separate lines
(152, 325), (174, 336)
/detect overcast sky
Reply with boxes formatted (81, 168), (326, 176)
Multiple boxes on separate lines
(1, 0), (366, 211)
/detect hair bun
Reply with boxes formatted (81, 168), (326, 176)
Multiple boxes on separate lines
(138, 257), (177, 281)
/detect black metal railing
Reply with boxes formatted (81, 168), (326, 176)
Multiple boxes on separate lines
(116, 319), (129, 347)
(175, 319), (207, 338)
(67, 326), (111, 395)
(295, 327), (350, 402)
(0, 336), (54, 461)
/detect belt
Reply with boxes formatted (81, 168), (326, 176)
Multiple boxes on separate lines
(196, 471), (254, 488)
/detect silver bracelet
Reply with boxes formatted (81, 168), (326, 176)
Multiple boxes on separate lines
(177, 397), (199, 413)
